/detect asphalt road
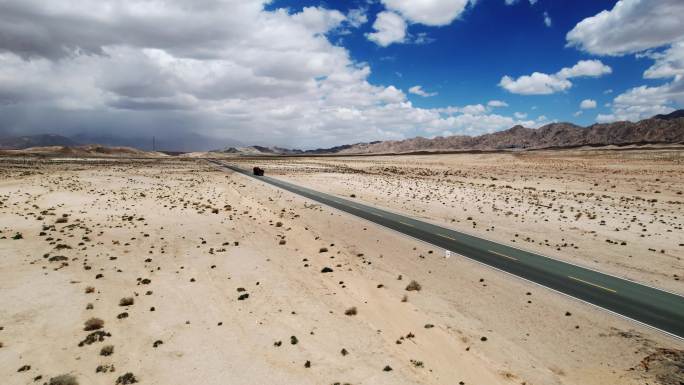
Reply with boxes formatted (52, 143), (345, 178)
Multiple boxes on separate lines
(213, 161), (684, 339)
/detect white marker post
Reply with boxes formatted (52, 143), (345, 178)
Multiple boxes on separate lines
(445, 250), (451, 259)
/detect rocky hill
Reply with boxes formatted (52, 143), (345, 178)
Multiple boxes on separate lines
(0, 144), (166, 158)
(0, 134), (79, 150)
(332, 111), (684, 154)
(213, 111), (684, 156)
(217, 146), (304, 155)
(653, 109), (684, 120)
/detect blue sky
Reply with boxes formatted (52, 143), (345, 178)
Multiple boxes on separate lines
(0, 0), (682, 149)
(272, 0), (661, 127)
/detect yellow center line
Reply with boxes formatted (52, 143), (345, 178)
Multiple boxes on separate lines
(568, 276), (617, 293)
(439, 234), (456, 240)
(372, 212), (384, 217)
(488, 250), (518, 261)
(399, 221), (414, 227)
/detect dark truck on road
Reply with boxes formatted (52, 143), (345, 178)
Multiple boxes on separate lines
(253, 167), (264, 176)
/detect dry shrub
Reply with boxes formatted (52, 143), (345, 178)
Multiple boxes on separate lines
(115, 372), (138, 384)
(49, 374), (78, 385)
(83, 318), (104, 331)
(405, 280), (421, 291)
(78, 330), (111, 347)
(100, 345), (114, 356)
(119, 297), (134, 306)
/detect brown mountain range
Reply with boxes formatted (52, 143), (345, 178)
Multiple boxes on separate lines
(330, 110), (684, 154)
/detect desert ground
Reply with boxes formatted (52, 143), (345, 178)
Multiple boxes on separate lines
(1, 150), (683, 385)
(238, 147), (684, 295)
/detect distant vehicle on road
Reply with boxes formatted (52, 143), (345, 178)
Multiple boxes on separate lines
(253, 167), (265, 176)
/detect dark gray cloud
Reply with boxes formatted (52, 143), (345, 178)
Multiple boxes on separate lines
(0, 0), (542, 150)
(0, 0), (259, 60)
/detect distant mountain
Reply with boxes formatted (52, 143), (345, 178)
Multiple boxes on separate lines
(4, 110), (682, 155)
(0, 134), (79, 149)
(215, 141), (382, 155)
(216, 146), (303, 155)
(321, 110), (684, 154)
(215, 111), (684, 156)
(72, 132), (242, 152)
(0, 144), (165, 157)
(303, 141), (382, 154)
(653, 110), (684, 120)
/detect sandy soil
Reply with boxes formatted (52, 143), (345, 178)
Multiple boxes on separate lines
(1, 155), (682, 385)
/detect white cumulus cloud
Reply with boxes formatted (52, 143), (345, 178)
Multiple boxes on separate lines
(408, 85), (437, 97)
(499, 72), (572, 95)
(381, 0), (471, 26)
(565, 0), (684, 123)
(596, 82), (679, 123)
(580, 99), (597, 109)
(499, 60), (611, 95)
(566, 0), (684, 56)
(505, 0), (538, 5)
(556, 60), (612, 78)
(368, 0), (474, 46)
(367, 11), (407, 47)
(427, 110), (542, 135)
(347, 8), (369, 28)
(643, 41), (684, 79)
(487, 100), (508, 108)
(291, 6), (347, 34)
